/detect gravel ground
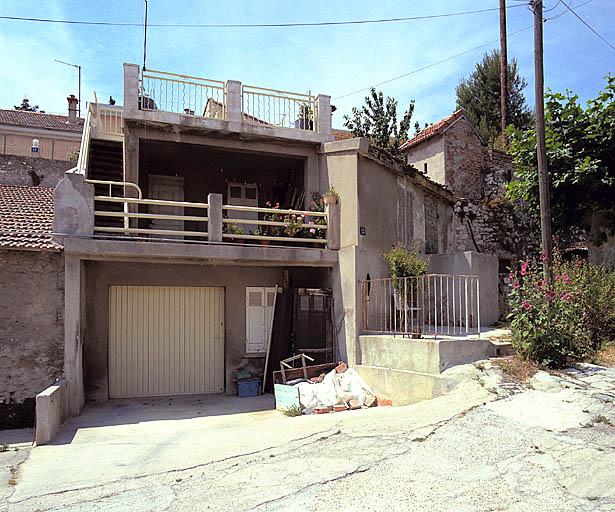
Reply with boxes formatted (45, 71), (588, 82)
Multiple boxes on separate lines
(4, 363), (615, 512)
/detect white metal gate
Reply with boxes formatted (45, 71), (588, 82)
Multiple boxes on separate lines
(109, 285), (225, 398)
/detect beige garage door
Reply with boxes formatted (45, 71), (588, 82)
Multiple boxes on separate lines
(109, 285), (224, 398)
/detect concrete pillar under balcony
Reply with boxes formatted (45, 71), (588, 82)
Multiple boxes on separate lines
(64, 255), (85, 417)
(123, 63), (140, 117)
(326, 203), (340, 250)
(226, 80), (242, 123)
(208, 193), (223, 242)
(123, 125), (140, 228)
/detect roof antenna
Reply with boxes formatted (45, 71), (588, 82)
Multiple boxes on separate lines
(143, 0), (148, 72)
(55, 60), (81, 118)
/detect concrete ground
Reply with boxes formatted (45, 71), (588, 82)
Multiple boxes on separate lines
(3, 362), (615, 512)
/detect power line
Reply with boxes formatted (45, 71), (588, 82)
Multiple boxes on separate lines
(559, 0), (615, 51)
(332, 0), (594, 101)
(0, 5), (527, 29)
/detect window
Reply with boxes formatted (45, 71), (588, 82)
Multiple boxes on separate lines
(245, 287), (276, 353)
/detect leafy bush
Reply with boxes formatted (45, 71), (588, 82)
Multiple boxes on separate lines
(381, 243), (429, 303)
(508, 252), (615, 368)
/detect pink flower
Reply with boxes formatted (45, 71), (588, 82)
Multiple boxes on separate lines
(513, 282), (519, 289)
(522, 301), (531, 310)
(284, 223), (289, 227)
(521, 262), (528, 276)
(555, 275), (561, 281)
(562, 275), (570, 283)
(319, 198), (323, 204)
(310, 201), (315, 206)
(577, 289), (581, 295)
(577, 260), (583, 266)
(509, 272), (514, 280)
(309, 228), (316, 234)
(583, 311), (589, 317)
(540, 252), (548, 262)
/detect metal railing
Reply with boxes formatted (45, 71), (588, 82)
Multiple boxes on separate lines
(242, 85), (315, 131)
(89, 181), (328, 246)
(93, 104), (123, 141)
(361, 275), (480, 337)
(76, 104), (94, 175)
(223, 205), (327, 245)
(140, 69), (226, 119)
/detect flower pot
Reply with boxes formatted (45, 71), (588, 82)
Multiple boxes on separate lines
(323, 195), (337, 205)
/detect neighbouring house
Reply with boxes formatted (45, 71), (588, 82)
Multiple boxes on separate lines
(2, 64), (504, 436)
(0, 184), (64, 429)
(401, 109), (540, 316)
(0, 96), (83, 162)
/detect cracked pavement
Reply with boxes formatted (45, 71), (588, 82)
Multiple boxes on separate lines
(3, 363), (615, 511)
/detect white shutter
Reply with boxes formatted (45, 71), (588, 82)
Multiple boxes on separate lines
(246, 287), (276, 353)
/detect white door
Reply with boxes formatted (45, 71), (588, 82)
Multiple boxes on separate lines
(108, 285), (225, 398)
(149, 175), (184, 238)
(245, 287), (276, 353)
(227, 183), (258, 233)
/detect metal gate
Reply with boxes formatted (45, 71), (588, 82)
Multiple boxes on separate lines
(108, 285), (224, 398)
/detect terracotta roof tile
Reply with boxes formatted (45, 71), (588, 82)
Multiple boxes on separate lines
(332, 128), (356, 141)
(0, 184), (60, 251)
(400, 109), (465, 151)
(0, 109), (84, 133)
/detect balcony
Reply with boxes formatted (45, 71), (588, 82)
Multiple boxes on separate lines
(53, 175), (339, 267)
(122, 64), (333, 144)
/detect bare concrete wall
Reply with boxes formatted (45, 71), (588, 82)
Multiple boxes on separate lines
(405, 136), (446, 185)
(84, 261), (292, 400)
(0, 154), (75, 187)
(0, 249), (64, 428)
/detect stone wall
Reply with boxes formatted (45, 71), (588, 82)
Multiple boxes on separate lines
(0, 250), (65, 428)
(445, 119), (485, 200)
(0, 154), (74, 188)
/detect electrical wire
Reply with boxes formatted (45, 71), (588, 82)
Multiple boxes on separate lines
(559, 0), (615, 51)
(0, 5), (527, 29)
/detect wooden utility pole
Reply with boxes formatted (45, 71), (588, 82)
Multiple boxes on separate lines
(500, 0), (508, 144)
(532, 0), (553, 285)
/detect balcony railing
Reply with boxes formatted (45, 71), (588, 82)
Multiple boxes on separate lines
(361, 275), (480, 337)
(242, 85), (315, 131)
(93, 104), (123, 141)
(89, 182), (329, 247)
(140, 69), (226, 119)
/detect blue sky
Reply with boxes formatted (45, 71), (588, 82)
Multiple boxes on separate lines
(0, 0), (613, 129)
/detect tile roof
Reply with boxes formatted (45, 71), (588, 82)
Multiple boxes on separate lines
(332, 128), (356, 142)
(0, 184), (60, 251)
(0, 109), (84, 134)
(400, 109), (466, 151)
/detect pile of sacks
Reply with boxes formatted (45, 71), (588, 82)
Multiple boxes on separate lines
(292, 364), (377, 414)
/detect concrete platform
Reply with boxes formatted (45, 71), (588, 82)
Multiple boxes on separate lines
(355, 327), (511, 405)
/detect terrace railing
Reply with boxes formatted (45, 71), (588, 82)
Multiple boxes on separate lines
(140, 69), (226, 119)
(242, 85), (316, 131)
(361, 274), (480, 337)
(88, 183), (329, 247)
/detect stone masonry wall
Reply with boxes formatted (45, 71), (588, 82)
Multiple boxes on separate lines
(445, 118), (485, 200)
(0, 250), (65, 428)
(0, 154), (74, 188)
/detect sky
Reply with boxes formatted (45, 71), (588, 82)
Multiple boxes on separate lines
(0, 0), (613, 130)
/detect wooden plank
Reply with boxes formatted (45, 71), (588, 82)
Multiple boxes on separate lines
(272, 362), (339, 385)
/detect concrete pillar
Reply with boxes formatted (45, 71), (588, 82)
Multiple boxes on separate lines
(226, 80), (242, 123)
(316, 94), (332, 135)
(326, 203), (340, 250)
(64, 255), (85, 417)
(123, 125), (139, 228)
(123, 63), (140, 117)
(53, 173), (94, 244)
(208, 193), (223, 242)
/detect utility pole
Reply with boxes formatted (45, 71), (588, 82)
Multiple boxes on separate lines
(143, 0), (148, 72)
(500, 0), (508, 145)
(531, 0), (553, 285)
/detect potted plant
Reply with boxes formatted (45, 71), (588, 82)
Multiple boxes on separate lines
(223, 220), (245, 243)
(263, 201), (283, 239)
(254, 226), (271, 246)
(381, 242), (429, 311)
(323, 185), (339, 205)
(304, 192), (327, 247)
(282, 213), (305, 240)
(294, 104), (314, 130)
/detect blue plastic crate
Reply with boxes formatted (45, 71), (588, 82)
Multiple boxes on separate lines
(237, 379), (260, 398)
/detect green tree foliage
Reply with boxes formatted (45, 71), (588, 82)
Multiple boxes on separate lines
(344, 88), (414, 156)
(456, 50), (532, 143)
(14, 98), (44, 112)
(507, 75), (615, 239)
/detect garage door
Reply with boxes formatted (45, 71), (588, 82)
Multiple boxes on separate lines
(109, 285), (224, 398)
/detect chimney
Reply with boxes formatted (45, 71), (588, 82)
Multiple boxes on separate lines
(67, 95), (78, 122)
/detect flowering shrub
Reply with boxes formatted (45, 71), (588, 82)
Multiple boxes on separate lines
(282, 213), (305, 237)
(263, 201), (283, 236)
(508, 251), (615, 368)
(303, 192), (327, 239)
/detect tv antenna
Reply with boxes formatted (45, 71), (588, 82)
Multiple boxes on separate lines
(55, 59), (81, 117)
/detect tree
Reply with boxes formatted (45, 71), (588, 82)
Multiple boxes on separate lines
(14, 98), (44, 113)
(456, 50), (532, 144)
(344, 88), (414, 156)
(507, 75), (615, 243)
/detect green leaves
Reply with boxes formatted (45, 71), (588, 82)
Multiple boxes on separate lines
(343, 88), (415, 157)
